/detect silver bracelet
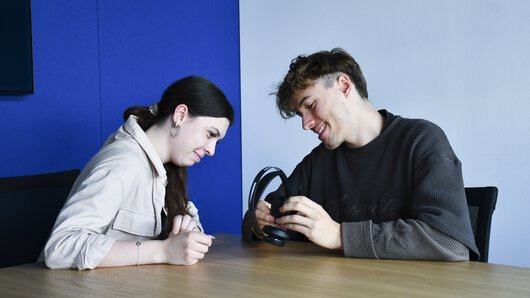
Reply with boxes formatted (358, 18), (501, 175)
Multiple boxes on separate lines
(136, 240), (142, 266)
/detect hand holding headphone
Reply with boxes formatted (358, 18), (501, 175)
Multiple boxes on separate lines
(247, 166), (291, 247)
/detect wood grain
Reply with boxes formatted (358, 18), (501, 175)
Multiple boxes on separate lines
(1, 234), (529, 297)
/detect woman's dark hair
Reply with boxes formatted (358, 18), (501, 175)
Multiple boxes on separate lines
(274, 48), (368, 119)
(123, 75), (234, 239)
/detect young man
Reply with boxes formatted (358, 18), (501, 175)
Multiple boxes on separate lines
(242, 48), (478, 261)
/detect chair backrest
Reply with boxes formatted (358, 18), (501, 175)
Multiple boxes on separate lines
(465, 186), (498, 263)
(0, 169), (80, 268)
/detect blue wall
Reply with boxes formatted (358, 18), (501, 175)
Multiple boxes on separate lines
(0, 0), (241, 234)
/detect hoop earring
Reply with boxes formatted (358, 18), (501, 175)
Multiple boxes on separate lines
(170, 122), (180, 137)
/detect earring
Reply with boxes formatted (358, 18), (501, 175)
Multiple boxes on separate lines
(170, 122), (180, 137)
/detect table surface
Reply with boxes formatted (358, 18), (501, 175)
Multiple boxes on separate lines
(1, 234), (530, 297)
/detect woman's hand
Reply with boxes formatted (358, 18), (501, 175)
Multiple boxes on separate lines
(163, 231), (213, 265)
(171, 214), (200, 234)
(161, 214), (211, 265)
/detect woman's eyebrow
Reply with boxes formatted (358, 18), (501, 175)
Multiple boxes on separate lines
(209, 126), (221, 137)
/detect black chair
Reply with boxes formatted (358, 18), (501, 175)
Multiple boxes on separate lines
(0, 169), (80, 268)
(465, 186), (498, 263)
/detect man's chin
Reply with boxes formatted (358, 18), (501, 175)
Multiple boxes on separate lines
(323, 141), (340, 150)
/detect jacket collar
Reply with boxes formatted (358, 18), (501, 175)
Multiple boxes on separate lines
(123, 115), (167, 181)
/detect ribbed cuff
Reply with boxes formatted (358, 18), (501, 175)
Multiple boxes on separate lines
(341, 221), (378, 258)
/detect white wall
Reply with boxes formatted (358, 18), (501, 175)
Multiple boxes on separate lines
(240, 0), (530, 268)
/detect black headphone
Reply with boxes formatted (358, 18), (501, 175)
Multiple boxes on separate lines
(247, 166), (291, 247)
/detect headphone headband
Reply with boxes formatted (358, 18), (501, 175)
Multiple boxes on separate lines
(247, 167), (291, 246)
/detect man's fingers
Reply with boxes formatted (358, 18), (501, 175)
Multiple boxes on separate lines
(256, 200), (271, 213)
(280, 196), (325, 218)
(277, 213), (312, 227)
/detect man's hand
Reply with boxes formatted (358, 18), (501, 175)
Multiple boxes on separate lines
(276, 196), (342, 249)
(255, 200), (282, 230)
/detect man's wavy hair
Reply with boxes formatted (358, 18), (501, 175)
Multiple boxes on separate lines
(274, 48), (368, 119)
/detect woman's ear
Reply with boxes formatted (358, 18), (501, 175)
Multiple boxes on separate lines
(173, 104), (188, 125)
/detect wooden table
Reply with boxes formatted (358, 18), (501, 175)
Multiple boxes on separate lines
(1, 234), (529, 297)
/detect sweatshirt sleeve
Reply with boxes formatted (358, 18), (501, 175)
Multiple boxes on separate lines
(342, 219), (470, 261)
(341, 153), (475, 261)
(44, 169), (123, 270)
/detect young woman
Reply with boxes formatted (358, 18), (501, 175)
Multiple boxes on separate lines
(44, 76), (234, 270)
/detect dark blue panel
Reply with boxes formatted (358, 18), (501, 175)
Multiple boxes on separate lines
(98, 0), (241, 234)
(0, 0), (101, 177)
(0, 0), (34, 94)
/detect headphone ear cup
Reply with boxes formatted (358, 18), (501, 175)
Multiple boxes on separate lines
(263, 225), (290, 247)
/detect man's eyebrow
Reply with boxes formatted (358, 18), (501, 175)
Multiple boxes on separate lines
(298, 95), (311, 108)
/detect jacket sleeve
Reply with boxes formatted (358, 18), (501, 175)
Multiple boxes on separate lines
(186, 201), (203, 232)
(44, 169), (123, 270)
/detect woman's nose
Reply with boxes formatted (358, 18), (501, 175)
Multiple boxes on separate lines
(205, 141), (216, 156)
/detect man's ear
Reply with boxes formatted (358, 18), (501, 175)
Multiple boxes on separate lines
(172, 104), (188, 125)
(337, 74), (353, 95)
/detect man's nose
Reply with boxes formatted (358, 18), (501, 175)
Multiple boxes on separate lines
(302, 113), (314, 130)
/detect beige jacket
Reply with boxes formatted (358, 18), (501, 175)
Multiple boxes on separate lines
(44, 116), (202, 270)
